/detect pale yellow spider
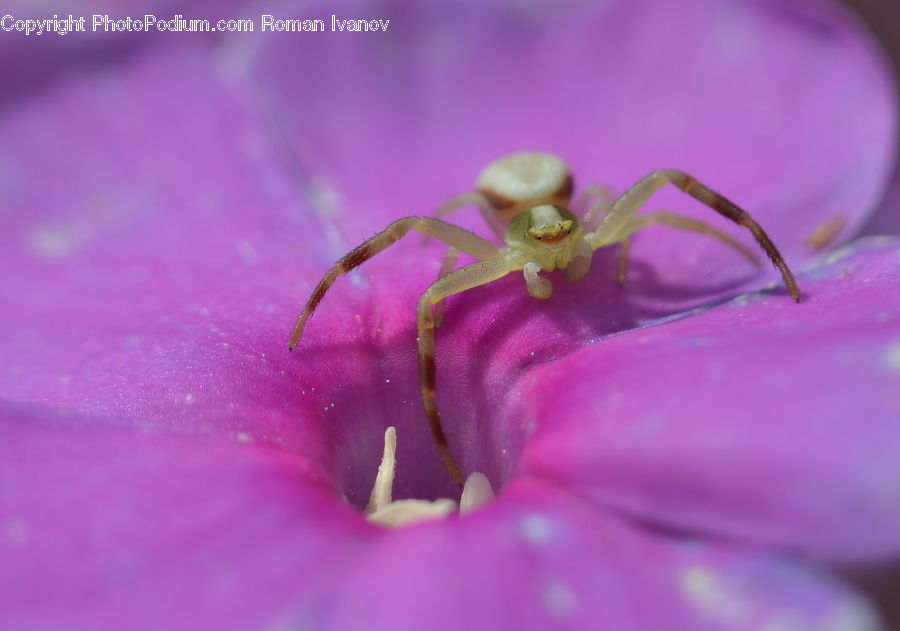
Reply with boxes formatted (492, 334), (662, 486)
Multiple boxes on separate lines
(289, 152), (800, 486)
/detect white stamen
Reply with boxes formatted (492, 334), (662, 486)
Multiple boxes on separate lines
(460, 472), (495, 514)
(363, 427), (495, 528)
(366, 499), (458, 528)
(366, 427), (396, 513)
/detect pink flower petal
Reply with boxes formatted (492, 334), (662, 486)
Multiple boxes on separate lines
(0, 402), (371, 631)
(0, 48), (361, 466)
(0, 408), (879, 630)
(514, 238), (900, 562)
(326, 480), (878, 630)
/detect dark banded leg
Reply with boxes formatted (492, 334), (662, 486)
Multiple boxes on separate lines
(590, 170), (800, 301)
(416, 258), (519, 486)
(289, 216), (501, 349)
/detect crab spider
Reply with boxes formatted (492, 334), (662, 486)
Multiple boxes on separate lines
(289, 152), (800, 486)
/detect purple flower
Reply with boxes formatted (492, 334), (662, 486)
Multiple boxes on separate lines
(1, 0), (899, 629)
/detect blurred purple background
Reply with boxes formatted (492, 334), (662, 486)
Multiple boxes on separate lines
(845, 0), (900, 234)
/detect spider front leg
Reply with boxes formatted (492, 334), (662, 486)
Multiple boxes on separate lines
(436, 245), (555, 324)
(589, 170), (800, 300)
(289, 216), (501, 349)
(417, 257), (521, 486)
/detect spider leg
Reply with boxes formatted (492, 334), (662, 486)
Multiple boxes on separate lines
(433, 246), (461, 327)
(588, 170), (799, 300)
(613, 210), (762, 285)
(616, 238), (632, 286)
(289, 217), (501, 349)
(426, 192), (507, 241)
(424, 193), (505, 324)
(576, 183), (616, 230)
(417, 257), (521, 485)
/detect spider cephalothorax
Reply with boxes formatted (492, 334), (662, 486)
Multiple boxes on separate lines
(508, 204), (583, 270)
(290, 151), (800, 486)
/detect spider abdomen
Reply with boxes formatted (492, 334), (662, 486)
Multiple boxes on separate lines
(476, 151), (574, 225)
